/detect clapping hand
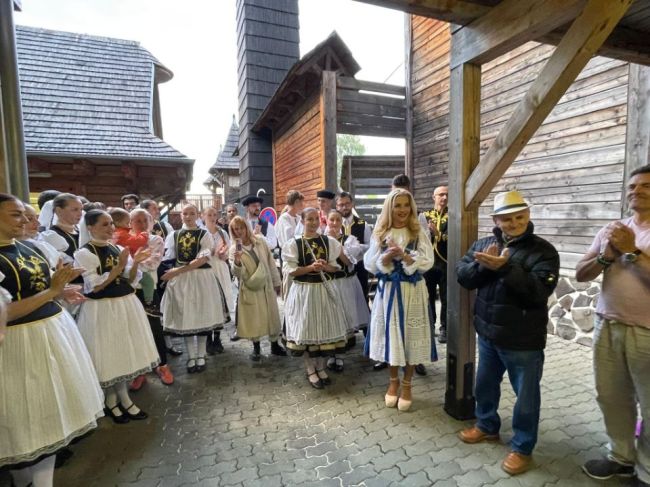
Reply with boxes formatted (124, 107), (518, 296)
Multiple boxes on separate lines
(133, 247), (152, 264)
(62, 284), (86, 305)
(604, 221), (636, 254)
(51, 261), (84, 294)
(474, 243), (510, 270)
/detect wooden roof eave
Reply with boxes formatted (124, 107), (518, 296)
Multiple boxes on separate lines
(26, 151), (194, 166)
(353, 0), (650, 67)
(253, 31), (362, 134)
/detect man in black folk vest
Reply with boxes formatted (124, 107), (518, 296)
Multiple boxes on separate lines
(336, 191), (372, 308)
(419, 186), (449, 344)
(242, 195), (277, 250)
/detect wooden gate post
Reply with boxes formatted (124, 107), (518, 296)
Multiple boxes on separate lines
(445, 60), (480, 420)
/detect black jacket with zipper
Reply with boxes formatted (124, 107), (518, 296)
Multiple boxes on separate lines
(456, 222), (560, 350)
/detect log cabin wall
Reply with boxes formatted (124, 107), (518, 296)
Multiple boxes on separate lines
(410, 16), (629, 275)
(272, 94), (324, 209)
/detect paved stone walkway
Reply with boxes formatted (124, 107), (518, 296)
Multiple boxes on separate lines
(1, 329), (633, 487)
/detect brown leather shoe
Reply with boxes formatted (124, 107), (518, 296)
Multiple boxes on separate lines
(458, 426), (500, 444)
(502, 451), (533, 475)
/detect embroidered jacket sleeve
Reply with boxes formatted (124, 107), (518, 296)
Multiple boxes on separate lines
(163, 231), (176, 260)
(74, 248), (109, 294)
(325, 237), (342, 270)
(364, 236), (389, 274)
(198, 232), (215, 260)
(341, 235), (362, 268)
(141, 234), (164, 271)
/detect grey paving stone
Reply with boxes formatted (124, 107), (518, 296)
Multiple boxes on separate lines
(316, 459), (353, 479)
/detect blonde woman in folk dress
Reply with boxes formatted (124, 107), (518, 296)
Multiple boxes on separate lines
(364, 189), (436, 411)
(202, 206), (234, 355)
(75, 210), (159, 424)
(282, 207), (350, 389)
(0, 195), (103, 486)
(324, 209), (369, 373)
(161, 204), (225, 373)
(229, 216), (286, 361)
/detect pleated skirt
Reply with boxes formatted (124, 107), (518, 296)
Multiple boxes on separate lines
(367, 280), (437, 367)
(77, 293), (160, 387)
(0, 311), (104, 468)
(161, 268), (225, 335)
(284, 281), (349, 356)
(333, 275), (370, 332)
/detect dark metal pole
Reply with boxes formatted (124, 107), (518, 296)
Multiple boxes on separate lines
(0, 0), (29, 200)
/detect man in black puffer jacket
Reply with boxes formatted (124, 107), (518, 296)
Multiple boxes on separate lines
(455, 190), (559, 476)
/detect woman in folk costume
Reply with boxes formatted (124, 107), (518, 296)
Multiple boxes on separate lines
(282, 207), (350, 389)
(0, 194), (104, 486)
(161, 204), (225, 373)
(228, 216), (285, 361)
(364, 189), (436, 411)
(202, 206), (234, 354)
(74, 210), (159, 424)
(324, 209), (370, 373)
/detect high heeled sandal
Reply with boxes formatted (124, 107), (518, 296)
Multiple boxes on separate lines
(316, 368), (332, 385)
(398, 379), (413, 411)
(306, 370), (324, 390)
(385, 377), (399, 408)
(120, 402), (148, 420)
(104, 404), (129, 424)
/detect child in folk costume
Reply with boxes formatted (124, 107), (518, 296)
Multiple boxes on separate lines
(161, 204), (225, 373)
(228, 216), (286, 361)
(0, 195), (104, 485)
(282, 207), (350, 389)
(202, 206), (234, 354)
(75, 210), (159, 424)
(127, 209), (174, 389)
(364, 189), (436, 411)
(324, 209), (370, 373)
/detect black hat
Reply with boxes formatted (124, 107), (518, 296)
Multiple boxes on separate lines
(316, 190), (336, 200)
(241, 195), (263, 206)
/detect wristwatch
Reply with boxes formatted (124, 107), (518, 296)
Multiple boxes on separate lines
(623, 249), (642, 263)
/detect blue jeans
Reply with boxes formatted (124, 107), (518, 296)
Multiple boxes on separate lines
(475, 336), (545, 455)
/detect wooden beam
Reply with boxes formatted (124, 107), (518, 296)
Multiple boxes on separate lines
(336, 76), (406, 97)
(352, 0), (490, 24)
(451, 0), (588, 68)
(465, 0), (634, 210)
(623, 63), (650, 211)
(445, 61), (480, 421)
(405, 13), (414, 182)
(321, 70), (338, 191)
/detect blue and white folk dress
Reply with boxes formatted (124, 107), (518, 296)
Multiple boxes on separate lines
(364, 228), (437, 366)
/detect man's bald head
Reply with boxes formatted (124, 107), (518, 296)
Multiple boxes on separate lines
(433, 186), (448, 211)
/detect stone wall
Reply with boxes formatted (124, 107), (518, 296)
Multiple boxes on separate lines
(547, 276), (601, 347)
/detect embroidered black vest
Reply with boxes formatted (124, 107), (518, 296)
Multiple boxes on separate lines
(0, 240), (62, 326)
(50, 225), (84, 283)
(422, 208), (448, 266)
(332, 235), (355, 279)
(294, 235), (329, 283)
(348, 216), (366, 243)
(174, 229), (210, 269)
(83, 243), (135, 299)
(152, 220), (169, 240)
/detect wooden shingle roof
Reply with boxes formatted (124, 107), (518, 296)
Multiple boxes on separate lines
(209, 116), (240, 173)
(15, 25), (191, 163)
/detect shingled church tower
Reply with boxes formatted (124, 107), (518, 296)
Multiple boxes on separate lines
(235, 0), (300, 204)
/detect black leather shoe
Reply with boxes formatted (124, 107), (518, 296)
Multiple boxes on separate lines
(438, 328), (447, 344)
(166, 345), (183, 356)
(104, 405), (130, 424)
(186, 359), (197, 373)
(120, 403), (148, 420)
(195, 357), (207, 373)
(213, 338), (224, 353)
(316, 369), (332, 386)
(250, 351), (261, 362)
(270, 341), (287, 356)
(415, 364), (427, 376)
(230, 333), (240, 342)
(373, 362), (388, 371)
(307, 371), (324, 389)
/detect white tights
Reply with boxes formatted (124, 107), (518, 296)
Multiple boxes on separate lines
(104, 380), (140, 413)
(184, 335), (207, 359)
(10, 455), (56, 487)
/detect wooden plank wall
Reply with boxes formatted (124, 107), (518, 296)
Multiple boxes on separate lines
(411, 17), (629, 274)
(340, 155), (405, 224)
(273, 96), (324, 210)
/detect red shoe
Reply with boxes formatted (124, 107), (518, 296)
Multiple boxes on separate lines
(155, 365), (174, 385)
(129, 374), (147, 391)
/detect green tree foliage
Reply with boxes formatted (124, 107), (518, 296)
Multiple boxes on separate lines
(336, 134), (366, 182)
